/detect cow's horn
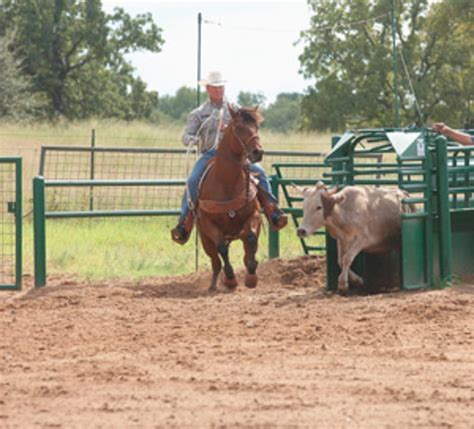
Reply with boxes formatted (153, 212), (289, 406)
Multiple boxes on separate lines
(291, 182), (306, 194)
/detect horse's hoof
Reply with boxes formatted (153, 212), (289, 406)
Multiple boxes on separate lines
(208, 286), (217, 294)
(223, 276), (238, 289)
(245, 274), (258, 289)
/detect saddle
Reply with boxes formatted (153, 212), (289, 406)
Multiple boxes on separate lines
(197, 160), (259, 214)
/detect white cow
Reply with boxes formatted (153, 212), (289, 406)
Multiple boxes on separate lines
(296, 182), (414, 292)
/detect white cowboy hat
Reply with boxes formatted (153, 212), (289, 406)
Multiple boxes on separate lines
(199, 71), (226, 87)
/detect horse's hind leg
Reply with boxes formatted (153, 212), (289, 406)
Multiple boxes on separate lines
(200, 234), (221, 292)
(217, 242), (238, 289)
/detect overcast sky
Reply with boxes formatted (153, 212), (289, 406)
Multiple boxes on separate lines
(102, 1), (313, 104)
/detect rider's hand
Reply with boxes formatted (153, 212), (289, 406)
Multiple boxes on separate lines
(433, 122), (449, 135)
(189, 136), (199, 146)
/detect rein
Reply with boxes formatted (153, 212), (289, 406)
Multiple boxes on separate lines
(198, 110), (261, 216)
(231, 125), (260, 157)
(198, 179), (257, 214)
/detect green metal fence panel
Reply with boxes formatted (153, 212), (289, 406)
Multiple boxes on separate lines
(434, 137), (453, 284)
(324, 129), (435, 291)
(0, 158), (22, 290)
(38, 146), (325, 216)
(271, 163), (329, 257)
(401, 218), (429, 289)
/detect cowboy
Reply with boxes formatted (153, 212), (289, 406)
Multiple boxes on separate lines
(171, 71), (288, 244)
(433, 123), (474, 145)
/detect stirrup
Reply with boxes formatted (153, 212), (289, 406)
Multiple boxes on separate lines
(171, 224), (189, 245)
(270, 211), (288, 231)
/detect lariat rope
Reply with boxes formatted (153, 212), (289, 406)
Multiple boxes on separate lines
(184, 106), (224, 211)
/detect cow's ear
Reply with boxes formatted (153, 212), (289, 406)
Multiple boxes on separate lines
(334, 193), (346, 205)
(320, 190), (336, 219)
(316, 181), (326, 190)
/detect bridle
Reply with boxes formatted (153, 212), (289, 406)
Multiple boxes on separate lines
(231, 124), (260, 158)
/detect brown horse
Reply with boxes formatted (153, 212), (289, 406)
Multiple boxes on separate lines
(197, 106), (264, 292)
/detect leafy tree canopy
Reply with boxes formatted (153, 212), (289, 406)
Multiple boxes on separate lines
(237, 91), (266, 108)
(158, 87), (197, 122)
(263, 93), (302, 132)
(0, 0), (164, 119)
(0, 35), (45, 119)
(299, 0), (474, 131)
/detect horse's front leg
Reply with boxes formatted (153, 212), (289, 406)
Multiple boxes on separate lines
(217, 241), (238, 289)
(200, 232), (221, 292)
(241, 209), (261, 288)
(199, 214), (237, 290)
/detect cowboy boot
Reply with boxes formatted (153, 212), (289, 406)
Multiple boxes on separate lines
(171, 211), (195, 245)
(257, 189), (288, 231)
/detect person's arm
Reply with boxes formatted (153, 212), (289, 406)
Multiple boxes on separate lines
(433, 122), (474, 146)
(182, 109), (202, 147)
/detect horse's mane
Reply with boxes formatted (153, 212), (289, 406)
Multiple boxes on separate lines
(237, 107), (263, 126)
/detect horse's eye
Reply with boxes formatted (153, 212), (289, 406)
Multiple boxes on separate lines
(316, 206), (322, 211)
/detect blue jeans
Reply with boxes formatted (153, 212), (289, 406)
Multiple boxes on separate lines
(179, 150), (276, 222)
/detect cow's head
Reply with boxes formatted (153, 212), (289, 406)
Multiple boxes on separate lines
(296, 181), (341, 238)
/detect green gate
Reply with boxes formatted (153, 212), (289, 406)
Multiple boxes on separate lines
(0, 158), (22, 290)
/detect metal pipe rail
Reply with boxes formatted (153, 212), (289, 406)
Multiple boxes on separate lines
(33, 176), (184, 288)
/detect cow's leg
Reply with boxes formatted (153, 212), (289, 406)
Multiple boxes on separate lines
(217, 241), (238, 289)
(338, 237), (364, 293)
(242, 212), (261, 288)
(200, 233), (221, 292)
(337, 239), (364, 288)
(348, 270), (364, 287)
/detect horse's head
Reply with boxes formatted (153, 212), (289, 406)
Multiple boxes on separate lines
(228, 105), (264, 163)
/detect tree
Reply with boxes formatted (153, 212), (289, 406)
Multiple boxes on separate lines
(0, 0), (164, 119)
(0, 35), (43, 119)
(237, 91), (266, 108)
(263, 93), (302, 132)
(299, 0), (474, 131)
(158, 87), (197, 122)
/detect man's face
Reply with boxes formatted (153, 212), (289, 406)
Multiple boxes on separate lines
(207, 85), (225, 104)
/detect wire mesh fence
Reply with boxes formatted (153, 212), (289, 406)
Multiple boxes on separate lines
(0, 159), (21, 289)
(0, 163), (16, 285)
(0, 127), (332, 216)
(39, 146), (327, 214)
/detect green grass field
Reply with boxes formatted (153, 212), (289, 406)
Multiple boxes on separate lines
(1, 119), (330, 280)
(23, 218), (324, 280)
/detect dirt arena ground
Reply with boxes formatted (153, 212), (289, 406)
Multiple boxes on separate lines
(1, 255), (473, 428)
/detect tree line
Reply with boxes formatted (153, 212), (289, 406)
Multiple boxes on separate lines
(0, 0), (472, 131)
(157, 87), (302, 132)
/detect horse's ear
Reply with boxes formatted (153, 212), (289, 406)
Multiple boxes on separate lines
(253, 105), (264, 124)
(228, 103), (238, 118)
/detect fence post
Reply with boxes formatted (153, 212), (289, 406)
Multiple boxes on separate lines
(268, 175), (280, 259)
(33, 176), (47, 288)
(326, 135), (342, 290)
(435, 136), (452, 285)
(89, 129), (96, 211)
(15, 158), (22, 290)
